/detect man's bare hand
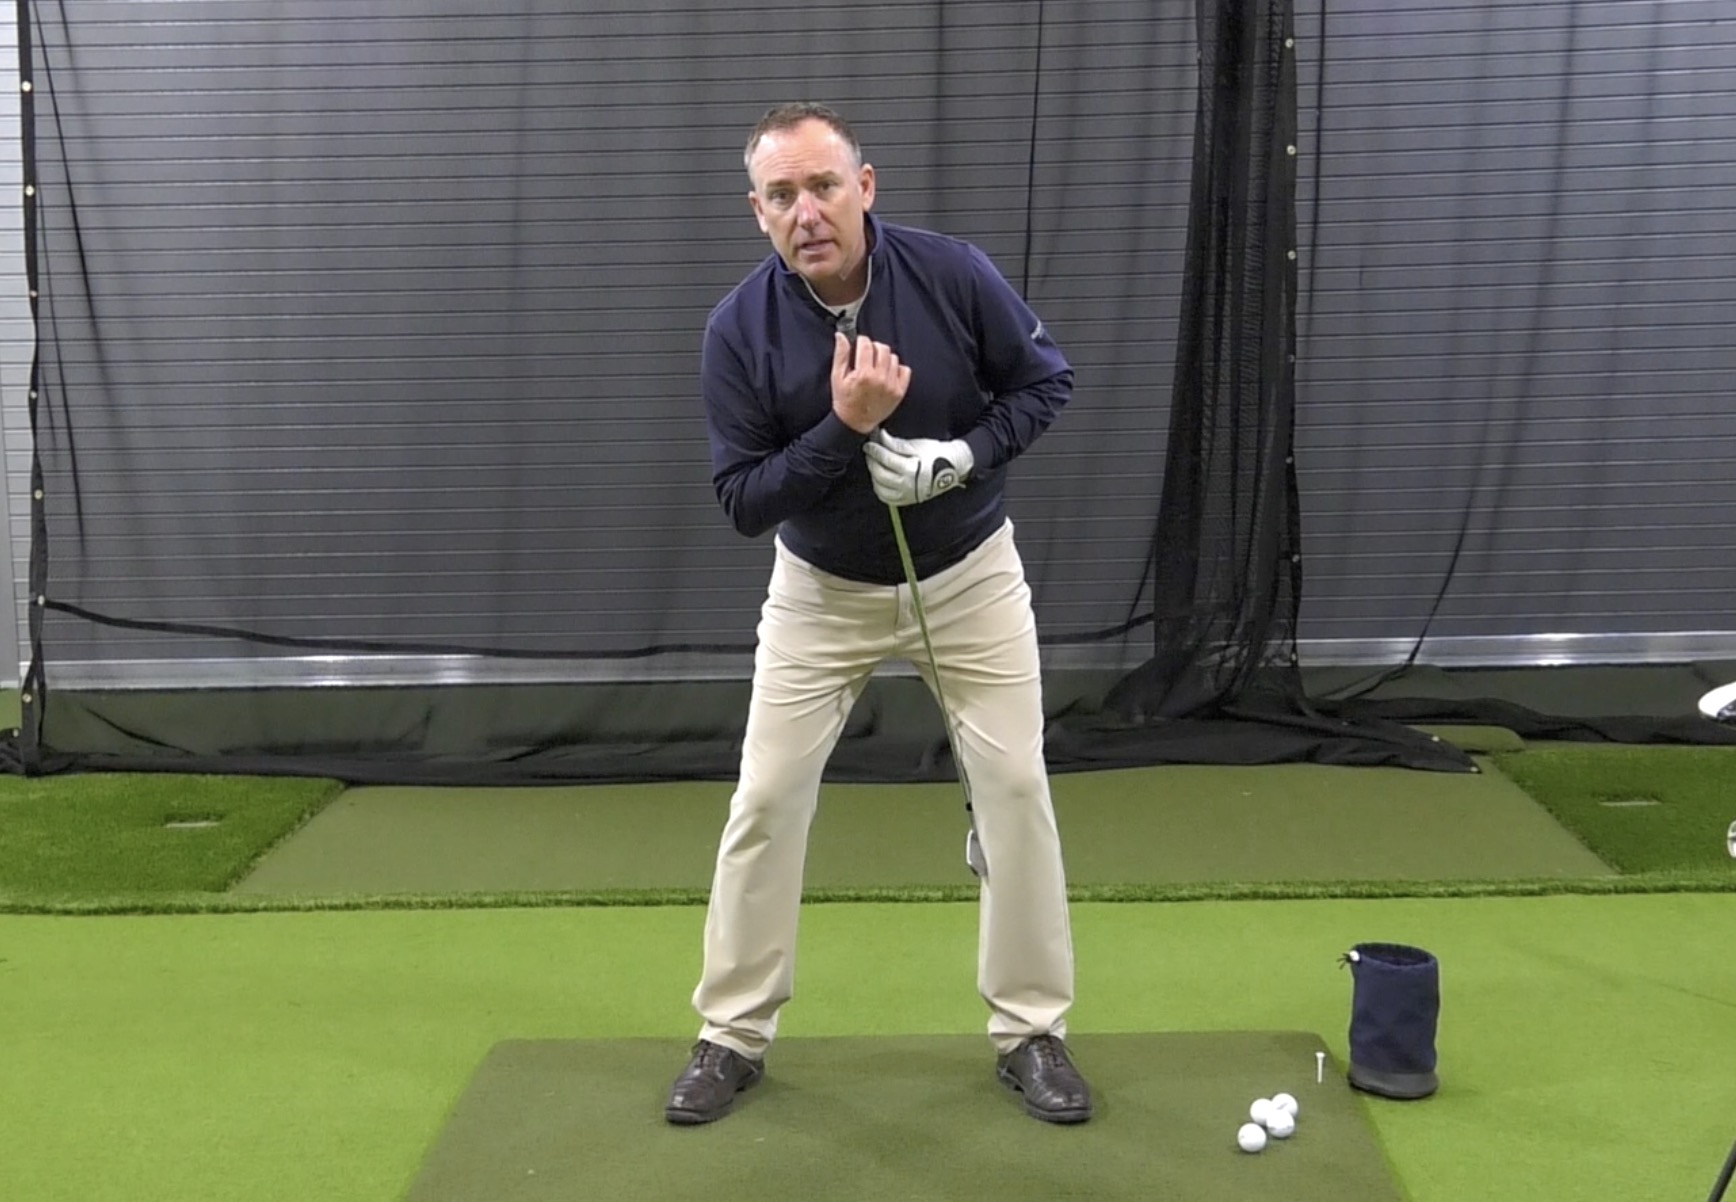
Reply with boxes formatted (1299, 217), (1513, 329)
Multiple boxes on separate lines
(831, 333), (911, 433)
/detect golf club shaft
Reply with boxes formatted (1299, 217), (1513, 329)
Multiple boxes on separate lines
(887, 504), (975, 820)
(1707, 1136), (1736, 1202)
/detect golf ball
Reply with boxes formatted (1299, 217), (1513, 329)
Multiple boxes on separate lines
(1250, 1097), (1276, 1125)
(1238, 1121), (1268, 1153)
(1267, 1110), (1296, 1139)
(1271, 1091), (1299, 1118)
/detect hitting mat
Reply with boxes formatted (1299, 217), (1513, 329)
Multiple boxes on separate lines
(402, 1033), (1405, 1202)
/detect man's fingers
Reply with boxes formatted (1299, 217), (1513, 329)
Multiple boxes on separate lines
(832, 331), (851, 377)
(837, 339), (907, 432)
(863, 440), (913, 471)
(847, 337), (906, 381)
(864, 454), (912, 504)
(865, 454), (900, 488)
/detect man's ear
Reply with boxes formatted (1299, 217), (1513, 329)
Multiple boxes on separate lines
(748, 190), (769, 234)
(859, 164), (876, 211)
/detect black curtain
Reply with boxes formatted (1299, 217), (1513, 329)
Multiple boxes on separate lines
(1049, 0), (1473, 773)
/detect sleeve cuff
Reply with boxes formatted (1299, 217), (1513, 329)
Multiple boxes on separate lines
(962, 429), (996, 477)
(810, 410), (873, 463)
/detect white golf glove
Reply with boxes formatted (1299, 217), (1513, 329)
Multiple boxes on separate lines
(864, 430), (974, 507)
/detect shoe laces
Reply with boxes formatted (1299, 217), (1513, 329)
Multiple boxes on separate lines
(691, 1040), (737, 1073)
(1026, 1034), (1069, 1070)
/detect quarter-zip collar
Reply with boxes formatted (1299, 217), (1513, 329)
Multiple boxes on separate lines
(776, 211), (884, 320)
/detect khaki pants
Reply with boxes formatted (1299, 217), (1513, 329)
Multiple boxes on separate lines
(693, 520), (1075, 1058)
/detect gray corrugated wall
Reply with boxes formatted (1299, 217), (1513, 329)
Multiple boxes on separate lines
(6, 1), (1734, 689)
(0, 13), (24, 685)
(20, 0), (1190, 686)
(1293, 0), (1736, 663)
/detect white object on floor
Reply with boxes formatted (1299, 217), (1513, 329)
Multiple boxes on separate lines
(1267, 1110), (1297, 1139)
(1699, 680), (1736, 721)
(1237, 1122), (1268, 1153)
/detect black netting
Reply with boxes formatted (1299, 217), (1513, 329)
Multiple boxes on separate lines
(1049, 0), (1470, 772)
(1114, 0), (1305, 720)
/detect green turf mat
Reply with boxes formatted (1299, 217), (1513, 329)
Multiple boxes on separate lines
(5, 896), (1736, 1202)
(0, 773), (345, 894)
(1490, 744), (1736, 873)
(403, 1033), (1401, 1202)
(233, 761), (1609, 898)
(1409, 724), (1526, 754)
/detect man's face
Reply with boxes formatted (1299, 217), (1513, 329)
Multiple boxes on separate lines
(747, 119), (876, 300)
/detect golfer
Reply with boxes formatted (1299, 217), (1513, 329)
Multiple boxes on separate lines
(665, 102), (1090, 1126)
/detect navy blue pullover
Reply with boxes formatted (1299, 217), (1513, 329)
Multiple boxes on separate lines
(701, 213), (1072, 584)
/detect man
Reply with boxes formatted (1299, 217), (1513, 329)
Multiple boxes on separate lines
(665, 102), (1090, 1126)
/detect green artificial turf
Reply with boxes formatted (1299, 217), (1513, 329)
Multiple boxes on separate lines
(1411, 724), (1527, 754)
(229, 761), (1607, 899)
(6, 868), (1736, 918)
(5, 743), (1735, 914)
(1490, 744), (1736, 873)
(3, 896), (1735, 1202)
(0, 773), (345, 894)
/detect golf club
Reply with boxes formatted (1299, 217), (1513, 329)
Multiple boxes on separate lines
(1706, 1135), (1736, 1202)
(887, 503), (986, 878)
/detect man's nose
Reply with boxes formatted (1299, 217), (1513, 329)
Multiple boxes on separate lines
(795, 192), (820, 225)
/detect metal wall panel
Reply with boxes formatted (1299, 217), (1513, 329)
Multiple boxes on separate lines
(9, 1), (1735, 688)
(21, 0), (1192, 686)
(0, 13), (23, 686)
(1292, 0), (1736, 664)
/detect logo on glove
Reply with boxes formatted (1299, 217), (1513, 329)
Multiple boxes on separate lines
(864, 431), (974, 507)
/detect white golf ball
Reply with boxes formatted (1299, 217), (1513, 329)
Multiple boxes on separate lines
(1237, 1121), (1268, 1153)
(1271, 1091), (1299, 1118)
(1250, 1097), (1276, 1125)
(1267, 1110), (1296, 1139)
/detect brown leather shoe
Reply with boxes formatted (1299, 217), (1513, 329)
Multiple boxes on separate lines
(664, 1040), (764, 1125)
(996, 1034), (1093, 1123)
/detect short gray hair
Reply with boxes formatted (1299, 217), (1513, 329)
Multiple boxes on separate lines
(743, 102), (863, 179)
